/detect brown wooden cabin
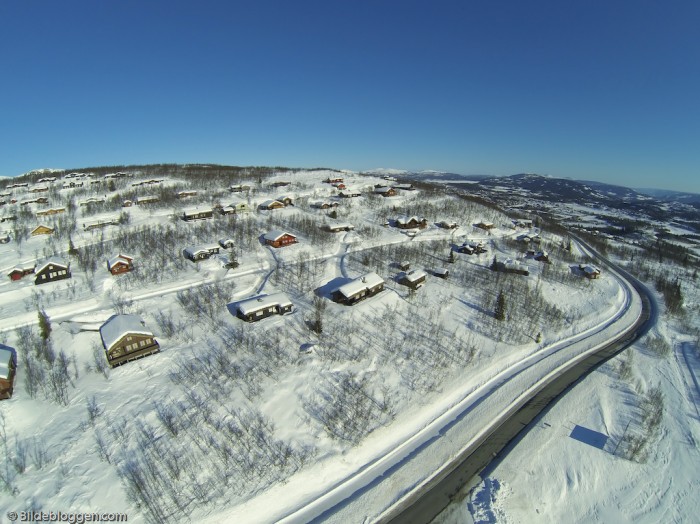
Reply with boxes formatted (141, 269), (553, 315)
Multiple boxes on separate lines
(229, 184), (251, 192)
(107, 254), (134, 275)
(236, 293), (293, 322)
(34, 259), (71, 285)
(264, 230), (297, 248)
(324, 223), (355, 233)
(374, 186), (397, 197)
(277, 195), (294, 206)
(331, 272), (385, 305)
(579, 264), (601, 279)
(31, 224), (54, 236)
(177, 190), (198, 199)
(100, 314), (160, 367)
(0, 347), (17, 400)
(324, 177), (344, 184)
(433, 268), (450, 279)
(182, 208), (214, 221)
(36, 207), (66, 217)
(396, 216), (428, 229)
(136, 195), (159, 205)
(438, 220), (458, 229)
(476, 221), (495, 230)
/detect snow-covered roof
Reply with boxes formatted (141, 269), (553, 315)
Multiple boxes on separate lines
(374, 186), (394, 193)
(397, 216), (424, 225)
(100, 314), (154, 352)
(328, 223), (354, 230)
(582, 265), (601, 275)
(35, 258), (68, 274)
(237, 293), (293, 316)
(108, 254), (134, 268)
(336, 272), (384, 298)
(434, 267), (449, 276)
(183, 207), (212, 216)
(0, 348), (13, 380)
(184, 244), (219, 257)
(260, 199), (283, 208)
(264, 230), (295, 242)
(403, 269), (427, 283)
(503, 259), (525, 270)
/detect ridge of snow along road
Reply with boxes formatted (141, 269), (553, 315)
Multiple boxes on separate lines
(203, 243), (643, 523)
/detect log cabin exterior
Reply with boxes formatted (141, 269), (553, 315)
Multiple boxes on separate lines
(263, 230), (297, 248)
(236, 293), (293, 322)
(100, 314), (160, 367)
(34, 258), (71, 285)
(476, 221), (495, 230)
(136, 195), (159, 205)
(107, 254), (134, 275)
(374, 186), (397, 197)
(277, 195), (294, 206)
(579, 264), (601, 279)
(331, 272), (385, 305)
(0, 347), (16, 400)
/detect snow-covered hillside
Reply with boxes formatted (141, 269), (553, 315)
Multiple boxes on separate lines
(0, 166), (695, 523)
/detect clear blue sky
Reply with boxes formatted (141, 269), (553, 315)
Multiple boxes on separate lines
(1, 1), (698, 192)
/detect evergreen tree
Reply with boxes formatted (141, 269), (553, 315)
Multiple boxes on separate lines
(68, 235), (78, 256)
(495, 290), (506, 321)
(491, 255), (499, 271)
(448, 250), (456, 264)
(38, 308), (52, 340)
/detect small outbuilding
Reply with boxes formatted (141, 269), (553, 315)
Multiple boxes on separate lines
(100, 314), (160, 367)
(31, 224), (55, 236)
(579, 264), (601, 279)
(8, 264), (35, 281)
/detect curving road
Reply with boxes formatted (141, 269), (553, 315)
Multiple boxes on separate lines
(379, 236), (657, 524)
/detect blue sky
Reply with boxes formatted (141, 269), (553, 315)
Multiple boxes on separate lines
(1, 1), (698, 192)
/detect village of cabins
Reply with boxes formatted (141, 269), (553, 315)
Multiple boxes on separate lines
(0, 169), (601, 400)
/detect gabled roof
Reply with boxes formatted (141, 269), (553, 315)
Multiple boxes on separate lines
(264, 230), (295, 242)
(0, 348), (13, 380)
(100, 314), (154, 351)
(335, 272), (384, 298)
(108, 254), (134, 268)
(35, 258), (69, 274)
(183, 207), (212, 216)
(403, 269), (427, 283)
(237, 293), (293, 316)
(260, 199), (284, 208)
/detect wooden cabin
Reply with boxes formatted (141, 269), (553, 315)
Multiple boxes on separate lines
(31, 224), (54, 236)
(176, 190), (198, 199)
(396, 216), (428, 229)
(84, 218), (119, 231)
(433, 268), (450, 279)
(534, 251), (550, 263)
(277, 195), (294, 206)
(331, 272), (385, 305)
(399, 269), (427, 290)
(36, 207), (66, 217)
(122, 200), (133, 207)
(0, 347), (17, 400)
(34, 259), (71, 285)
(438, 220), (458, 229)
(338, 190), (361, 198)
(374, 186), (397, 197)
(495, 259), (529, 276)
(218, 238), (235, 249)
(259, 199), (285, 210)
(312, 201), (339, 209)
(182, 208), (214, 221)
(136, 195), (159, 205)
(100, 314), (160, 367)
(324, 223), (355, 233)
(8, 263), (35, 281)
(476, 221), (495, 230)
(236, 293), (293, 322)
(107, 254), (134, 275)
(579, 264), (601, 279)
(324, 177), (344, 184)
(183, 244), (220, 261)
(229, 184), (251, 193)
(393, 183), (415, 191)
(263, 230), (297, 248)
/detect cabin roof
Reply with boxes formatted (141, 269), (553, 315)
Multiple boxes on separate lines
(264, 230), (295, 242)
(237, 292), (292, 315)
(100, 314), (154, 351)
(403, 269), (427, 283)
(335, 272), (384, 298)
(35, 258), (68, 274)
(183, 207), (212, 216)
(108, 254), (134, 267)
(0, 348), (13, 380)
(260, 199), (283, 208)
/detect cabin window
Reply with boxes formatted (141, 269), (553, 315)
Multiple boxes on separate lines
(255, 310), (263, 317)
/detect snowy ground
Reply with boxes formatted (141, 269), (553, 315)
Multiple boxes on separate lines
(0, 167), (688, 523)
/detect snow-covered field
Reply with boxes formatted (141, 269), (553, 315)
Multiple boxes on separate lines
(0, 167), (694, 523)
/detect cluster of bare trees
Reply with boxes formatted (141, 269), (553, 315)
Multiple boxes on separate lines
(15, 324), (77, 406)
(618, 385), (665, 463)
